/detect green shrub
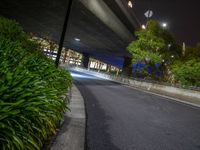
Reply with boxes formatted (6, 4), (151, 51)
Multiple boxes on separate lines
(172, 59), (200, 87)
(0, 17), (72, 149)
(0, 17), (26, 41)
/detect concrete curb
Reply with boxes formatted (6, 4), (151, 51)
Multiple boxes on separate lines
(51, 85), (86, 150)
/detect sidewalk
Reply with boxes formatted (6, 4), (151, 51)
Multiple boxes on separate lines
(51, 85), (86, 150)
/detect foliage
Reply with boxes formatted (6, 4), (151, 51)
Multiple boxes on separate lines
(182, 44), (200, 61)
(128, 20), (165, 64)
(172, 59), (200, 87)
(171, 42), (200, 87)
(0, 17), (72, 149)
(127, 20), (181, 78)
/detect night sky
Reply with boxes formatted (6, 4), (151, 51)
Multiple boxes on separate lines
(133, 0), (200, 46)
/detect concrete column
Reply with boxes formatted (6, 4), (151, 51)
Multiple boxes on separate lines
(97, 62), (101, 72)
(63, 50), (68, 63)
(94, 61), (97, 69)
(116, 69), (119, 76)
(122, 57), (132, 76)
(88, 60), (91, 70)
(106, 64), (111, 72)
(82, 53), (89, 68)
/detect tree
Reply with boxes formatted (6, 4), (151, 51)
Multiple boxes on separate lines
(172, 58), (200, 87)
(128, 20), (164, 64)
(171, 43), (200, 86)
(128, 20), (181, 79)
(182, 44), (200, 60)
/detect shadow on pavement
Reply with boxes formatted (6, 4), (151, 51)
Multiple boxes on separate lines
(75, 80), (121, 150)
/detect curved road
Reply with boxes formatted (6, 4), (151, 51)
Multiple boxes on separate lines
(71, 70), (200, 150)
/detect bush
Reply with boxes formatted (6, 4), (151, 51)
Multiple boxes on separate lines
(0, 17), (72, 149)
(172, 59), (200, 87)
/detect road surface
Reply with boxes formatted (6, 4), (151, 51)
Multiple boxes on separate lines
(71, 70), (200, 150)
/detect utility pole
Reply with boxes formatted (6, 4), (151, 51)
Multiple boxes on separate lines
(55, 0), (73, 67)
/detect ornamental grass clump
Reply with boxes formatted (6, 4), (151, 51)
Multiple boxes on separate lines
(0, 17), (72, 149)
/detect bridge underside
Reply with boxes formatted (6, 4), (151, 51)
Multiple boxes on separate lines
(0, 0), (139, 58)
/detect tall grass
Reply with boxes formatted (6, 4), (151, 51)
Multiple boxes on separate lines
(0, 17), (72, 149)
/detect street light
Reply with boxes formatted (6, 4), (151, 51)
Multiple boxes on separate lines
(162, 22), (167, 28)
(55, 0), (73, 67)
(128, 1), (133, 8)
(142, 24), (146, 29)
(144, 10), (153, 27)
(75, 38), (80, 42)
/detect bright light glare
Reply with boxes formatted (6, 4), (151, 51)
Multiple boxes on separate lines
(162, 23), (167, 28)
(71, 72), (85, 78)
(142, 24), (146, 29)
(75, 38), (80, 41)
(70, 72), (96, 79)
(128, 1), (133, 8)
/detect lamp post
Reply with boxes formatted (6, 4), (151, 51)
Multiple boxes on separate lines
(162, 22), (167, 28)
(144, 0), (153, 28)
(142, 24), (146, 29)
(55, 0), (73, 67)
(144, 10), (153, 27)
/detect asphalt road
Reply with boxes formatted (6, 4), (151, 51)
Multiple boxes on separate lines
(71, 70), (200, 150)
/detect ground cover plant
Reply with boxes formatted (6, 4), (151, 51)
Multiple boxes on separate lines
(0, 17), (72, 149)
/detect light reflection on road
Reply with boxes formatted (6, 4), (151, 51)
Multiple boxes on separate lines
(70, 71), (98, 79)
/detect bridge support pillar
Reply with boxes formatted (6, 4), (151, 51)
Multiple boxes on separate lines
(122, 57), (132, 76)
(82, 53), (90, 68)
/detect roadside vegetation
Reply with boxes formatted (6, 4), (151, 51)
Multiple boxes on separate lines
(128, 20), (200, 87)
(0, 17), (72, 149)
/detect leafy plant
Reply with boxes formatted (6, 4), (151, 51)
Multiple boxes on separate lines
(127, 20), (181, 79)
(0, 17), (72, 149)
(172, 59), (200, 87)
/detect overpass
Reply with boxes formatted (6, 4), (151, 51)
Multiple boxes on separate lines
(0, 0), (140, 74)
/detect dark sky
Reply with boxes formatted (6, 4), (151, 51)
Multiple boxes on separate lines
(133, 0), (200, 46)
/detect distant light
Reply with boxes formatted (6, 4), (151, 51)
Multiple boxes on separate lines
(75, 38), (80, 41)
(142, 24), (146, 29)
(70, 72), (87, 78)
(162, 23), (167, 28)
(171, 55), (174, 58)
(70, 71), (101, 79)
(168, 44), (171, 48)
(162, 59), (165, 62)
(128, 1), (133, 8)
